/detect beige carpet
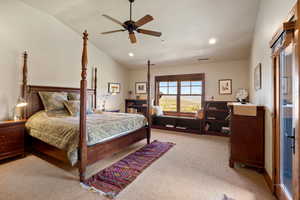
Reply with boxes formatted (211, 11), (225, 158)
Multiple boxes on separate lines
(0, 129), (275, 200)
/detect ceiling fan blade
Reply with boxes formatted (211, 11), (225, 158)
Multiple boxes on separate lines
(102, 14), (125, 27)
(101, 30), (126, 34)
(137, 29), (162, 37)
(135, 15), (154, 27)
(129, 32), (137, 44)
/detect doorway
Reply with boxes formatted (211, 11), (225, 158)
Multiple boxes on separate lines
(271, 7), (299, 200)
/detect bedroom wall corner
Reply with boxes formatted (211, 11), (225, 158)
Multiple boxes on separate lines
(0, 0), (129, 120)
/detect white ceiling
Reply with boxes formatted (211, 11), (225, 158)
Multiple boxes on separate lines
(20, 0), (260, 69)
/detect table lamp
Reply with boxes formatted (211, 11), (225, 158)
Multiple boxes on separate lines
(13, 96), (28, 120)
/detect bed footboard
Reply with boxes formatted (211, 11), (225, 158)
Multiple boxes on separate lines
(87, 127), (148, 165)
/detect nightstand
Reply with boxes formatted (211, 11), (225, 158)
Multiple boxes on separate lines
(0, 120), (26, 161)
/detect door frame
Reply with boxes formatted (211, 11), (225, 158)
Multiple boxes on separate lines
(271, 3), (300, 200)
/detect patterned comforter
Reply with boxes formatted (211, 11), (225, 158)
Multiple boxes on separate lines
(25, 111), (147, 165)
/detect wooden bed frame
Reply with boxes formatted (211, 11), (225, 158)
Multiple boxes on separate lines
(22, 30), (152, 183)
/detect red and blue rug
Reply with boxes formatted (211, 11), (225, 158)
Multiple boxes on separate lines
(82, 140), (175, 199)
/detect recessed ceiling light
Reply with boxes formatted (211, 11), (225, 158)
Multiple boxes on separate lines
(128, 52), (134, 57)
(209, 38), (217, 45)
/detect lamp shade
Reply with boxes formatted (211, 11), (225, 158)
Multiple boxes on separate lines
(16, 96), (28, 108)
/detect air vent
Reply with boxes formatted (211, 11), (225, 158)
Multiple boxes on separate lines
(198, 58), (210, 61)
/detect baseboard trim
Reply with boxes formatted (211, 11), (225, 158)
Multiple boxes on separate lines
(264, 169), (274, 193)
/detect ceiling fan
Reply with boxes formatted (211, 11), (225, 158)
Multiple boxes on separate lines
(101, 0), (162, 44)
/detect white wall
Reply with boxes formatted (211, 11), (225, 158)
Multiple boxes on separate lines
(128, 60), (249, 101)
(249, 0), (296, 178)
(0, 0), (129, 120)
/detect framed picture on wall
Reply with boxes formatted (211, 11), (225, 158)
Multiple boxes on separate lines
(219, 79), (232, 95)
(108, 82), (120, 94)
(135, 82), (147, 94)
(254, 63), (262, 90)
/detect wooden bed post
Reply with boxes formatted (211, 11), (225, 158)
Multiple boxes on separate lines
(22, 51), (28, 119)
(94, 67), (97, 109)
(147, 60), (151, 144)
(22, 51), (28, 99)
(79, 30), (88, 182)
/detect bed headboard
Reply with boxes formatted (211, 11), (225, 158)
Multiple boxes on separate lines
(25, 85), (96, 118)
(21, 50), (98, 119)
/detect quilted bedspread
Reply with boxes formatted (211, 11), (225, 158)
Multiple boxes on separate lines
(26, 111), (147, 165)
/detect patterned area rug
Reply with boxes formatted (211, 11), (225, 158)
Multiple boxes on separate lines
(82, 140), (175, 199)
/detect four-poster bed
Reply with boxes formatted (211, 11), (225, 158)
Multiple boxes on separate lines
(23, 30), (152, 182)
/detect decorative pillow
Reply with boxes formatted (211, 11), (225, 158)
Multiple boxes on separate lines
(68, 92), (80, 101)
(68, 93), (95, 110)
(93, 109), (103, 114)
(64, 100), (80, 116)
(39, 92), (68, 112)
(64, 100), (94, 116)
(196, 109), (204, 119)
(152, 106), (163, 116)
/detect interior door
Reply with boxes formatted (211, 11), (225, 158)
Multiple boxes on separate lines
(279, 42), (294, 199)
(273, 20), (299, 200)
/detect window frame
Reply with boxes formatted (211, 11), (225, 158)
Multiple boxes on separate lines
(155, 73), (205, 117)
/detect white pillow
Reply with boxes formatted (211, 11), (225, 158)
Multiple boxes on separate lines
(152, 106), (163, 116)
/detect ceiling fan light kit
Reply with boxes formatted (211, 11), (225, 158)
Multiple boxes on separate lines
(102, 0), (162, 44)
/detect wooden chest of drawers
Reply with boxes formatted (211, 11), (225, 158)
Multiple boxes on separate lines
(0, 120), (26, 161)
(228, 105), (265, 171)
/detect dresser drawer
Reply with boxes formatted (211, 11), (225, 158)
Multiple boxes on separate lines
(0, 122), (25, 160)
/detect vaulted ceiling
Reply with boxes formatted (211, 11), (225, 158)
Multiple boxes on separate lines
(21, 0), (260, 69)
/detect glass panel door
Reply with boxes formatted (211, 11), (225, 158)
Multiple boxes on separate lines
(279, 43), (294, 198)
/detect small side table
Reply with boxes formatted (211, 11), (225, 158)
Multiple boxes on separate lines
(0, 120), (26, 161)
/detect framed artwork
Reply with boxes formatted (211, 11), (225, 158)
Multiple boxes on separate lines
(219, 79), (232, 95)
(254, 63), (262, 90)
(108, 83), (120, 93)
(135, 82), (147, 94)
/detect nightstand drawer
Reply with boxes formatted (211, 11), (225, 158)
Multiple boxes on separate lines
(0, 122), (25, 160)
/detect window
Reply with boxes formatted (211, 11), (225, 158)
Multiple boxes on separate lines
(155, 74), (204, 116)
(180, 81), (202, 112)
(159, 81), (177, 112)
